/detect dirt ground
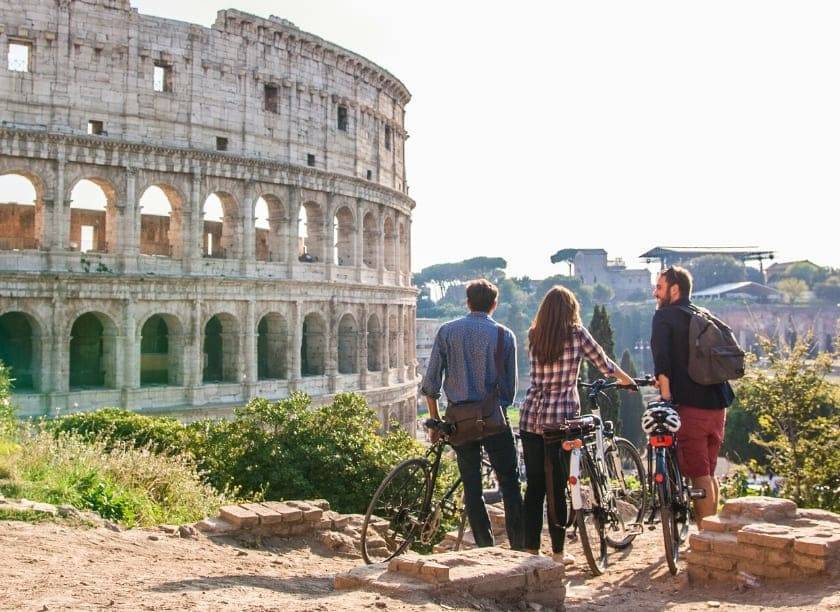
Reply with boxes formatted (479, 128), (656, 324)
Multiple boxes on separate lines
(0, 519), (838, 611)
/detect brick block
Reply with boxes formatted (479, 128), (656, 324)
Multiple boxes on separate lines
(259, 501), (303, 523)
(419, 561), (450, 582)
(793, 552), (828, 572)
(240, 503), (283, 525)
(686, 550), (735, 571)
(720, 497), (797, 521)
(712, 536), (765, 561)
(536, 564), (565, 584)
(470, 574), (526, 597)
(765, 548), (792, 566)
(289, 523), (310, 535)
(793, 536), (840, 558)
(219, 504), (259, 528)
(306, 499), (331, 511)
(687, 565), (710, 585)
(738, 560), (793, 579)
(736, 524), (796, 550)
(689, 533), (711, 552)
(194, 517), (236, 534)
(700, 515), (744, 533)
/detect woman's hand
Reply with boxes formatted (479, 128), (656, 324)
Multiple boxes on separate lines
(615, 371), (636, 389)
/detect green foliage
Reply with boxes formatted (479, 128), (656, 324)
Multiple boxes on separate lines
(414, 257), (507, 285)
(0, 361), (16, 440)
(687, 255), (746, 291)
(618, 350), (644, 445)
(592, 283), (614, 303)
(736, 337), (840, 511)
(814, 275), (840, 303)
(0, 431), (224, 527)
(584, 306), (620, 428)
(784, 262), (827, 287)
(775, 277), (809, 303)
(721, 399), (767, 464)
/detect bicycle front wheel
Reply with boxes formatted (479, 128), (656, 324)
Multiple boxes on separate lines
(576, 451), (608, 576)
(658, 474), (680, 575)
(605, 437), (647, 549)
(361, 457), (432, 564)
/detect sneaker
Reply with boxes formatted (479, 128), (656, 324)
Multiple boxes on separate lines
(552, 551), (575, 566)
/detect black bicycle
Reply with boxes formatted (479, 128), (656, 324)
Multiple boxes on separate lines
(360, 418), (496, 564)
(641, 401), (702, 575)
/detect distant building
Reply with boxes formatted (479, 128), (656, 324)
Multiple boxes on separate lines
(692, 282), (783, 302)
(765, 260), (823, 284)
(415, 318), (447, 407)
(550, 248), (651, 300)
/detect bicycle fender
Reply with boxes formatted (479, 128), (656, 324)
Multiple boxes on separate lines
(570, 448), (583, 509)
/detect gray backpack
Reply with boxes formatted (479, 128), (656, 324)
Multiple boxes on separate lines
(678, 305), (745, 385)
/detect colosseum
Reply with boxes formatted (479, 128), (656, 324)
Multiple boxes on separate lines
(0, 0), (419, 431)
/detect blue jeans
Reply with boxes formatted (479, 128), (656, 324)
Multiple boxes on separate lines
(453, 427), (524, 550)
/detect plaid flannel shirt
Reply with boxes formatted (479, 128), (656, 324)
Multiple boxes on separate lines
(520, 325), (617, 434)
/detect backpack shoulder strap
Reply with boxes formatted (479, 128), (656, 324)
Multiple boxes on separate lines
(494, 326), (506, 388)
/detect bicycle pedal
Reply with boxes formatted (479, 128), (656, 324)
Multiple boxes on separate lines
(689, 488), (707, 500)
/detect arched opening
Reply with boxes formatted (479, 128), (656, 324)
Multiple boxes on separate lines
(0, 312), (39, 390)
(362, 212), (378, 268)
(70, 179), (116, 253)
(388, 313), (399, 367)
(69, 312), (117, 389)
(298, 201), (324, 262)
(367, 313), (382, 372)
(384, 216), (396, 272)
(202, 193), (238, 259)
(333, 207), (354, 266)
(257, 313), (287, 380)
(301, 312), (326, 376)
(337, 313), (358, 374)
(139, 185), (183, 258)
(140, 314), (183, 386)
(203, 313), (239, 383)
(0, 173), (41, 250)
(254, 194), (287, 263)
(398, 221), (409, 275)
(254, 197), (270, 262)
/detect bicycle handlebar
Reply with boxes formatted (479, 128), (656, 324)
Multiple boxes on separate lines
(578, 375), (655, 392)
(424, 418), (455, 436)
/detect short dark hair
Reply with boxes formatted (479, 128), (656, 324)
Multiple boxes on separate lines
(659, 266), (693, 298)
(466, 279), (499, 313)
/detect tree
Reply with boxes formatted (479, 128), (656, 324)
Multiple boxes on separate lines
(687, 255), (746, 291)
(585, 306), (619, 427)
(814, 275), (840, 303)
(592, 283), (614, 304)
(618, 350), (644, 445)
(414, 257), (507, 285)
(775, 277), (809, 303)
(785, 262), (826, 287)
(737, 337), (840, 510)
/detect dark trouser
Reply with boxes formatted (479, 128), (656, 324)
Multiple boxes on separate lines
(453, 427), (524, 550)
(521, 430), (570, 554)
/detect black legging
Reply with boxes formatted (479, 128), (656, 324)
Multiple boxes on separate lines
(521, 429), (571, 553)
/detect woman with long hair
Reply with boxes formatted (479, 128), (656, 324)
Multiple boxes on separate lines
(520, 286), (634, 565)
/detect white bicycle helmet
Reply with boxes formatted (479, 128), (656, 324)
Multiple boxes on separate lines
(641, 405), (681, 434)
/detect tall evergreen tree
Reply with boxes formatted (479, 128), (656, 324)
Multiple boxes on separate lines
(619, 349), (645, 445)
(584, 305), (620, 427)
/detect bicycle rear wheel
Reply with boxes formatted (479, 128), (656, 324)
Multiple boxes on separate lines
(361, 458), (432, 564)
(605, 437), (647, 549)
(576, 452), (608, 576)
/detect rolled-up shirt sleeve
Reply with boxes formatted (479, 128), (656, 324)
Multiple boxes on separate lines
(580, 326), (617, 377)
(420, 329), (446, 399)
(650, 310), (672, 378)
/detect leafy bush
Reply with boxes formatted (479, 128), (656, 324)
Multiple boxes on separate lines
(0, 361), (16, 440)
(0, 431), (224, 527)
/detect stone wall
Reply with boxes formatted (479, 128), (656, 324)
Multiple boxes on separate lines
(687, 497), (840, 585)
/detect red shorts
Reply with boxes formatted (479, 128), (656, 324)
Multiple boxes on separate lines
(675, 406), (726, 479)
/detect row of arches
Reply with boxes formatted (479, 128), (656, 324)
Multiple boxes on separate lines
(0, 173), (410, 272)
(0, 309), (413, 392)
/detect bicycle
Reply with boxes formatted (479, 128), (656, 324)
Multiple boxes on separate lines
(360, 418), (496, 564)
(641, 400), (704, 575)
(544, 377), (650, 576)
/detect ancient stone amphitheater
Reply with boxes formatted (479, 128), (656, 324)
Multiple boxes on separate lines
(0, 0), (419, 430)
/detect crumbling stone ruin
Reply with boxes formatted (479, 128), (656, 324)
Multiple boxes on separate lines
(0, 0), (418, 427)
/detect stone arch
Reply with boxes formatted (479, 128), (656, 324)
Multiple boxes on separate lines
(203, 312), (240, 383)
(337, 312), (359, 374)
(383, 216), (397, 272)
(138, 183), (185, 258)
(69, 311), (118, 389)
(0, 311), (43, 391)
(367, 313), (382, 372)
(398, 219), (409, 275)
(362, 211), (378, 268)
(253, 193), (287, 263)
(0, 170), (45, 251)
(301, 311), (326, 376)
(333, 206), (355, 266)
(139, 313), (184, 386)
(202, 191), (240, 259)
(388, 313), (399, 367)
(68, 177), (119, 253)
(257, 312), (288, 380)
(298, 201), (325, 262)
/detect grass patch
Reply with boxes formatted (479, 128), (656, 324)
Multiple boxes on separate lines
(0, 431), (225, 528)
(0, 507), (54, 523)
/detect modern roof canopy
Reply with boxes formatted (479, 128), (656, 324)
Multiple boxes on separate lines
(640, 246), (775, 269)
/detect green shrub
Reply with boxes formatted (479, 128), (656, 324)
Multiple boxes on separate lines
(0, 431), (224, 527)
(0, 361), (16, 440)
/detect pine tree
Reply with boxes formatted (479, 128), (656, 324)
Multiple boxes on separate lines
(619, 349), (645, 445)
(584, 305), (620, 428)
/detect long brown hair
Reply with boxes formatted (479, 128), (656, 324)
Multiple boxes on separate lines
(528, 286), (582, 363)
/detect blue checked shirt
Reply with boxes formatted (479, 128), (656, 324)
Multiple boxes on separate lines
(420, 312), (517, 408)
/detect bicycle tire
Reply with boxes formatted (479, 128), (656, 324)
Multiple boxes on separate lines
(668, 450), (690, 544)
(605, 437), (647, 549)
(576, 451), (608, 576)
(361, 457), (432, 564)
(658, 451), (681, 575)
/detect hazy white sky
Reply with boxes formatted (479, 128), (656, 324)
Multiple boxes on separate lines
(14, 1), (840, 278)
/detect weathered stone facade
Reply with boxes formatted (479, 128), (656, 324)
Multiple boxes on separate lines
(0, 0), (418, 430)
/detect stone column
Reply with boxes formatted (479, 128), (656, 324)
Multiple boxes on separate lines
(381, 306), (390, 387)
(359, 303), (369, 390)
(287, 300), (302, 391)
(355, 198), (365, 282)
(46, 158), (68, 272)
(377, 206), (386, 284)
(326, 299), (338, 393)
(121, 167), (139, 273)
(325, 193), (336, 266)
(187, 298), (203, 402)
(244, 299), (257, 399)
(185, 169), (203, 274)
(51, 296), (67, 393)
(240, 188), (256, 276)
(397, 305), (406, 383)
(123, 300), (139, 389)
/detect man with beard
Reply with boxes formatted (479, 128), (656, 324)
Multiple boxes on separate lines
(651, 266), (734, 522)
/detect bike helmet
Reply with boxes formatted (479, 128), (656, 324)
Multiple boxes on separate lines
(641, 405), (681, 434)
